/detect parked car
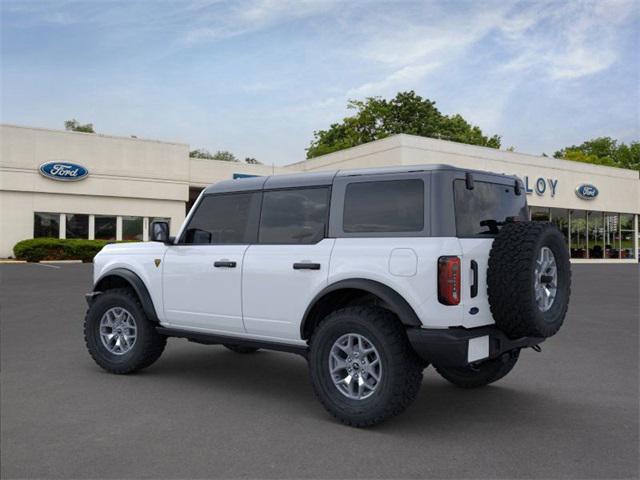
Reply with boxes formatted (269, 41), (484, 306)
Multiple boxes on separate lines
(84, 165), (571, 426)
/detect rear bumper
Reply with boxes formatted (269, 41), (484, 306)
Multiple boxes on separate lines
(407, 325), (544, 368)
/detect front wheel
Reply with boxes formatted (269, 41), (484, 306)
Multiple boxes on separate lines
(84, 288), (167, 374)
(434, 350), (520, 388)
(309, 306), (423, 427)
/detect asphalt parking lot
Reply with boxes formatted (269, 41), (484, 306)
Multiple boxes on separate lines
(1, 263), (638, 479)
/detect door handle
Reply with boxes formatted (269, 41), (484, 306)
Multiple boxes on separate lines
(470, 260), (478, 298)
(293, 262), (321, 270)
(214, 260), (236, 268)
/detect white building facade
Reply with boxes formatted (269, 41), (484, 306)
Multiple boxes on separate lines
(1, 125), (638, 262)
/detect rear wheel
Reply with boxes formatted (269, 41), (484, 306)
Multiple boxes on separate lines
(309, 306), (423, 427)
(435, 350), (520, 388)
(84, 288), (166, 374)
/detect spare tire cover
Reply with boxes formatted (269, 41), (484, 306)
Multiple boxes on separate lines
(487, 222), (571, 339)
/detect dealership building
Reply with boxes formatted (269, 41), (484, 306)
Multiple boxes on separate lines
(1, 123), (638, 262)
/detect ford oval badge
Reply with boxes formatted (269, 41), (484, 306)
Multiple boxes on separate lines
(39, 161), (89, 182)
(575, 184), (598, 200)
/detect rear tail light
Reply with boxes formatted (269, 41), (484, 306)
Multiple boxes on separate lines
(438, 256), (461, 305)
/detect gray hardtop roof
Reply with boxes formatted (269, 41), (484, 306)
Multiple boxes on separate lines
(202, 164), (519, 195)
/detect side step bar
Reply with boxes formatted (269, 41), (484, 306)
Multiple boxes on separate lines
(156, 327), (309, 358)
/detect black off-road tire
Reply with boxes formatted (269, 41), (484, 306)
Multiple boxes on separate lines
(488, 222), (571, 339)
(223, 344), (259, 354)
(84, 288), (167, 374)
(434, 349), (520, 388)
(309, 306), (423, 427)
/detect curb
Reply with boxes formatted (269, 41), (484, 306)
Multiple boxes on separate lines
(0, 260), (27, 264)
(39, 260), (84, 264)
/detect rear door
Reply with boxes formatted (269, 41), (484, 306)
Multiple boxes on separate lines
(453, 177), (528, 327)
(162, 192), (261, 334)
(242, 187), (333, 341)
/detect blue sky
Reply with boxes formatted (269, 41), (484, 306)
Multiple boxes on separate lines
(2, 0), (639, 165)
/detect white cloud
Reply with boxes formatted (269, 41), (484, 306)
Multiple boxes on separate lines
(347, 63), (440, 97)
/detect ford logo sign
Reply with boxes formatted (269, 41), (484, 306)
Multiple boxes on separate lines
(39, 161), (89, 182)
(575, 184), (598, 200)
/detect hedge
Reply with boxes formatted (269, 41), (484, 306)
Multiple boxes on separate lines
(13, 238), (117, 262)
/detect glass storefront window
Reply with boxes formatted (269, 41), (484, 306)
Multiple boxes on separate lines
(530, 206), (550, 221)
(95, 215), (117, 240)
(122, 216), (143, 241)
(34, 212), (60, 238)
(66, 214), (89, 239)
(620, 214), (636, 259)
(570, 210), (587, 258)
(550, 209), (569, 243)
(587, 212), (604, 259)
(603, 213), (620, 259)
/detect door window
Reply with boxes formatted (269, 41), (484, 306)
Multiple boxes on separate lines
(259, 188), (330, 244)
(181, 192), (261, 244)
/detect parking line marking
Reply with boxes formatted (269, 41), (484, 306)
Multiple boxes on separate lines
(35, 263), (61, 269)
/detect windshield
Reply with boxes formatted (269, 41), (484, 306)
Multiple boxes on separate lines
(454, 179), (528, 236)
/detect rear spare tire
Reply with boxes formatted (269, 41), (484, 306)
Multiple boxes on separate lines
(487, 222), (571, 339)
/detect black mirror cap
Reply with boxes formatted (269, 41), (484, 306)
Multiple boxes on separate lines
(150, 221), (170, 243)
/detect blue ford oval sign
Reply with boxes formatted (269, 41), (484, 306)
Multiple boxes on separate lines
(39, 161), (89, 182)
(575, 183), (598, 200)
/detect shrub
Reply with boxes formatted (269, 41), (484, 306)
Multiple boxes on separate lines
(13, 238), (118, 262)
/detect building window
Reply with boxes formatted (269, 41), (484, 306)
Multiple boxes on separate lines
(588, 211), (604, 259)
(603, 213), (620, 259)
(620, 214), (636, 259)
(34, 212), (60, 238)
(66, 214), (89, 239)
(122, 216), (143, 241)
(260, 188), (329, 244)
(95, 215), (117, 241)
(550, 209), (569, 243)
(530, 206), (550, 221)
(570, 210), (587, 258)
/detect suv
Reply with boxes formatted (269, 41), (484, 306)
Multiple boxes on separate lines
(84, 165), (571, 426)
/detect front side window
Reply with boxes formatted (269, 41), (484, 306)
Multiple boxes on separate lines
(259, 188), (330, 244)
(343, 179), (424, 233)
(182, 193), (260, 244)
(454, 180), (528, 236)
(34, 212), (60, 238)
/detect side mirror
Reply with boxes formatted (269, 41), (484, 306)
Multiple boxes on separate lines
(150, 221), (172, 244)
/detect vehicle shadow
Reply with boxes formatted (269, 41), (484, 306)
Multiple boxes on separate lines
(140, 342), (575, 433)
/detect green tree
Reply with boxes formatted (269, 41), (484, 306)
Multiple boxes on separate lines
(64, 119), (94, 133)
(306, 91), (501, 158)
(189, 149), (215, 159)
(554, 137), (640, 171)
(212, 150), (238, 162)
(189, 149), (239, 162)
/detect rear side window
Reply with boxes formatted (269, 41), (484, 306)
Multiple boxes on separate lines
(343, 179), (424, 233)
(181, 192), (260, 244)
(259, 188), (330, 244)
(454, 180), (528, 236)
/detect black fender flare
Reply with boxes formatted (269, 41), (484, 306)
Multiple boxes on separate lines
(300, 278), (422, 338)
(92, 268), (160, 324)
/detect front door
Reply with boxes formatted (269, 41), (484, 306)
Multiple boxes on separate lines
(162, 191), (261, 334)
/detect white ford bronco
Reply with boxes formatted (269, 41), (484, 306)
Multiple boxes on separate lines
(84, 165), (571, 426)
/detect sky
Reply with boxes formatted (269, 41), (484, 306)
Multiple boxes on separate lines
(1, 0), (639, 166)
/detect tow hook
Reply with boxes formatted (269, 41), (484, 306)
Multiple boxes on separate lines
(530, 344), (542, 353)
